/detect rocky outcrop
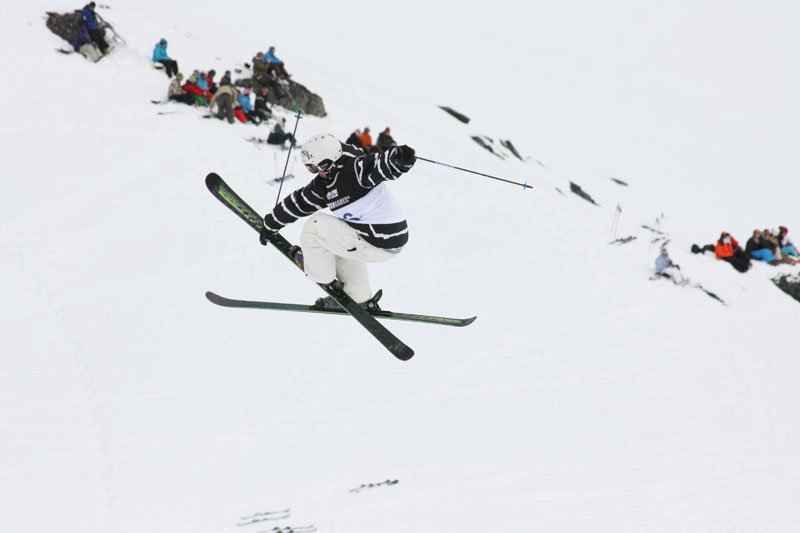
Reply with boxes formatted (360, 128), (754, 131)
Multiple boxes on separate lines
(500, 139), (524, 161)
(237, 78), (326, 117)
(570, 181), (599, 206)
(610, 177), (629, 187)
(439, 105), (470, 124)
(46, 11), (84, 45)
(773, 273), (800, 304)
(471, 135), (505, 159)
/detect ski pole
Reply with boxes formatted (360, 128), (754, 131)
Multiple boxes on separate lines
(610, 204), (621, 238)
(416, 156), (532, 190)
(95, 13), (126, 45)
(274, 111), (303, 205)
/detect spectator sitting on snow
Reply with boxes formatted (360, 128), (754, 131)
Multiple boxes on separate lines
(236, 87), (261, 125)
(196, 71), (209, 92)
(209, 82), (239, 124)
(777, 226), (799, 258)
(764, 228), (797, 265)
(205, 70), (217, 94)
(167, 73), (194, 105)
(655, 242), (687, 285)
(745, 229), (779, 265)
(253, 86), (272, 122)
(182, 72), (210, 105)
(219, 70), (232, 86)
(376, 127), (397, 153)
(714, 232), (751, 272)
(263, 46), (290, 80)
(346, 129), (362, 147)
(358, 127), (373, 151)
(73, 24), (101, 62)
(267, 117), (296, 147)
(252, 52), (269, 86)
(152, 38), (178, 78)
(81, 2), (109, 54)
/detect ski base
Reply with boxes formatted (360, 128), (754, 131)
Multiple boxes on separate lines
(205, 291), (476, 327)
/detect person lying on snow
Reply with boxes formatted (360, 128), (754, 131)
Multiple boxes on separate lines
(714, 232), (751, 273)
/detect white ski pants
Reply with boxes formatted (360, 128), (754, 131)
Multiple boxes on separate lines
(661, 266), (685, 285)
(300, 213), (400, 302)
(79, 44), (102, 62)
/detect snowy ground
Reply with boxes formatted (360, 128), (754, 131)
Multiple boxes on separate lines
(2, 2), (800, 532)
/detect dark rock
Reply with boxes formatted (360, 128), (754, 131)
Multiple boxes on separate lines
(610, 177), (629, 187)
(439, 106), (470, 123)
(46, 11), (84, 45)
(471, 135), (505, 159)
(570, 181), (599, 206)
(500, 139), (524, 161)
(773, 273), (800, 304)
(236, 77), (326, 117)
(609, 235), (637, 245)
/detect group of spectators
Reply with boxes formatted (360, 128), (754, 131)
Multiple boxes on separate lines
(165, 68), (272, 125)
(72, 2), (111, 62)
(346, 127), (397, 153)
(155, 42), (290, 132)
(69, 17), (388, 153)
(690, 226), (799, 273)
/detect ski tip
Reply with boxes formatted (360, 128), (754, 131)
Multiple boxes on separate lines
(205, 172), (221, 189)
(461, 316), (478, 326)
(395, 347), (415, 361)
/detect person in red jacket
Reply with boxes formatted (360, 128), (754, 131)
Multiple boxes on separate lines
(714, 232), (751, 272)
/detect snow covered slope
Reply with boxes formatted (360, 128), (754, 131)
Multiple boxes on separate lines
(2, 2), (800, 532)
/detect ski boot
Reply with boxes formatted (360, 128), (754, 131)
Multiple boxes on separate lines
(312, 281), (382, 312)
(288, 245), (304, 269)
(313, 280), (345, 310)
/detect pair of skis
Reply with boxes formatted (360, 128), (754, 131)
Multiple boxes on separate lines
(205, 173), (475, 360)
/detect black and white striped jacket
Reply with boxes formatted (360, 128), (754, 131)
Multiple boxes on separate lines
(264, 143), (414, 250)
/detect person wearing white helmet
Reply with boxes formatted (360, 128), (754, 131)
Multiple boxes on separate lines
(261, 133), (416, 309)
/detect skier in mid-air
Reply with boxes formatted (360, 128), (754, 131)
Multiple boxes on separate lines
(260, 133), (417, 310)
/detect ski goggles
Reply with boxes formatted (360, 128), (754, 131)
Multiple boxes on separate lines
(305, 159), (333, 173)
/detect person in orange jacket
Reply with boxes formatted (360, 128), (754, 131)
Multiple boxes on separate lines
(714, 232), (751, 272)
(358, 127), (373, 150)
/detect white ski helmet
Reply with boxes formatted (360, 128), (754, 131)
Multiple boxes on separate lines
(300, 133), (343, 172)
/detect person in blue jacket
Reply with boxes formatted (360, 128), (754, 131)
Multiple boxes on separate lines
(81, 2), (109, 54)
(262, 46), (290, 80)
(152, 38), (179, 78)
(236, 87), (262, 125)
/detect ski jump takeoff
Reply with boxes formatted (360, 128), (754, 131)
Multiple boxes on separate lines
(205, 133), (476, 361)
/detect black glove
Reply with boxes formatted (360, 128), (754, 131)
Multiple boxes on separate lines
(396, 145), (416, 166)
(259, 229), (275, 246)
